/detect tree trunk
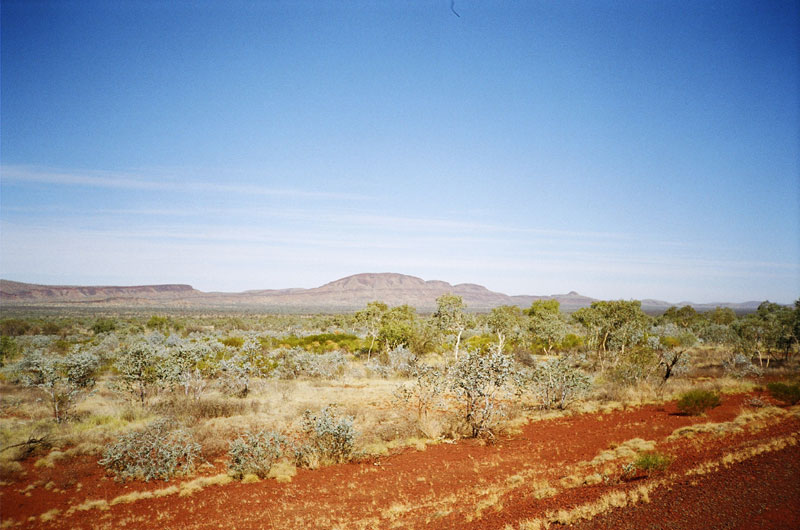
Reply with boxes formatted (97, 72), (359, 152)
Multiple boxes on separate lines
(454, 329), (463, 361)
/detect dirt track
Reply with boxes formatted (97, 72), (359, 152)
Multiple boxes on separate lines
(3, 391), (798, 529)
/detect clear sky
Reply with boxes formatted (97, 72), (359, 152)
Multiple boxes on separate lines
(1, 0), (798, 304)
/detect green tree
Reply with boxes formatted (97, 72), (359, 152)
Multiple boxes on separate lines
(704, 306), (737, 326)
(735, 301), (797, 365)
(526, 300), (567, 355)
(433, 294), (469, 360)
(573, 300), (649, 371)
(354, 301), (388, 361)
(487, 305), (524, 353)
(378, 305), (418, 352)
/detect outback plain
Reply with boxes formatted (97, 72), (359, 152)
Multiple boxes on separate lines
(1, 274), (798, 529)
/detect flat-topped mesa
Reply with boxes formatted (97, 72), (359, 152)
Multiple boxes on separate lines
(0, 280), (198, 302)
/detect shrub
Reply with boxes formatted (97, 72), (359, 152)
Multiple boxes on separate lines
(623, 451), (672, 478)
(91, 318), (117, 335)
(8, 349), (99, 423)
(394, 364), (447, 437)
(99, 419), (201, 481)
(220, 336), (245, 349)
(366, 346), (417, 378)
(112, 342), (161, 405)
(676, 389), (721, 415)
(268, 348), (346, 380)
(228, 430), (286, 479)
(766, 382), (800, 406)
(294, 406), (357, 468)
(448, 350), (516, 438)
(634, 451), (672, 472)
(530, 355), (590, 410)
(722, 352), (762, 378)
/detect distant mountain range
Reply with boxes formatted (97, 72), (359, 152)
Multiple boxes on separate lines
(0, 273), (764, 313)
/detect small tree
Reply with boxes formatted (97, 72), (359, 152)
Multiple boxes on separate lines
(11, 348), (99, 423)
(158, 340), (211, 399)
(487, 305), (525, 354)
(378, 305), (418, 352)
(394, 363), (447, 436)
(114, 342), (161, 406)
(448, 350), (515, 438)
(354, 301), (388, 361)
(529, 355), (590, 410)
(433, 294), (469, 360)
(527, 301), (568, 355)
(657, 330), (696, 383)
(573, 300), (649, 371)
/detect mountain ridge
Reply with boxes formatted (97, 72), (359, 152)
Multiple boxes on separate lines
(0, 273), (764, 312)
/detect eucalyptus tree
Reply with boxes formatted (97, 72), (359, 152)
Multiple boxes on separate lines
(354, 301), (388, 360)
(378, 305), (418, 352)
(433, 294), (469, 360)
(572, 300), (649, 371)
(487, 305), (525, 354)
(527, 300), (568, 355)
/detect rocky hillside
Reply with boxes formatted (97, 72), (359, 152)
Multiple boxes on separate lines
(0, 280), (199, 304)
(0, 273), (761, 312)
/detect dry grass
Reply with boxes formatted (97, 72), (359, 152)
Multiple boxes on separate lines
(589, 438), (656, 466)
(34, 449), (66, 468)
(178, 473), (233, 496)
(517, 482), (660, 529)
(110, 486), (180, 505)
(266, 459), (297, 483)
(686, 432), (799, 477)
(668, 406), (789, 440)
(66, 499), (110, 514)
(39, 508), (61, 522)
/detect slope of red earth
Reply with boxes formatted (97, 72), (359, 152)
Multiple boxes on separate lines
(2, 391), (798, 529)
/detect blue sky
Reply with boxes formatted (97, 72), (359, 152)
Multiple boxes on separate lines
(1, 0), (798, 303)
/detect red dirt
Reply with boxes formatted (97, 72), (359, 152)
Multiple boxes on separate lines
(3, 391), (798, 529)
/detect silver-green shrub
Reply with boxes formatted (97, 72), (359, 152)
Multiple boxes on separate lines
(8, 348), (99, 423)
(447, 350), (516, 438)
(294, 406), (357, 468)
(530, 355), (590, 410)
(228, 430), (286, 479)
(99, 419), (201, 481)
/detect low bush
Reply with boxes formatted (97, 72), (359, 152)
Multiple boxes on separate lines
(228, 430), (286, 479)
(766, 382), (800, 406)
(99, 419), (201, 481)
(530, 355), (590, 410)
(633, 451), (672, 473)
(623, 451), (672, 478)
(676, 389), (721, 416)
(294, 406), (357, 468)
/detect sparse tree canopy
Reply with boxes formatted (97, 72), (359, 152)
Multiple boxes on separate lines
(487, 305), (524, 353)
(526, 300), (567, 355)
(433, 294), (469, 360)
(378, 304), (418, 352)
(355, 301), (388, 360)
(573, 300), (649, 370)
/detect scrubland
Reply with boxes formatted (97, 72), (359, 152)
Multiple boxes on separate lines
(1, 298), (798, 528)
